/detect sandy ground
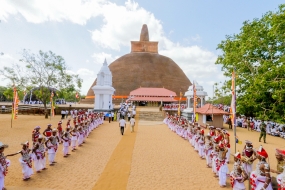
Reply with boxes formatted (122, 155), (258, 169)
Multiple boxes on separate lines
(127, 119), (285, 190)
(127, 120), (228, 190)
(1, 108), (285, 190)
(0, 114), (121, 190)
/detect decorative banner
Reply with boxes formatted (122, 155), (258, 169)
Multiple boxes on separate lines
(235, 136), (242, 144)
(50, 91), (55, 117)
(12, 86), (20, 120)
(230, 70), (236, 127)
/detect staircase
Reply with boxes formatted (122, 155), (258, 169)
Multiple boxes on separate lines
(138, 110), (164, 121)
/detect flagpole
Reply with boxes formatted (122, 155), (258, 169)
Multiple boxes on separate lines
(11, 86), (15, 128)
(50, 95), (51, 121)
(212, 84), (214, 121)
(11, 101), (13, 128)
(234, 67), (237, 153)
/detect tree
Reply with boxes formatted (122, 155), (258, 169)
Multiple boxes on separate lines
(0, 49), (82, 118)
(56, 87), (80, 102)
(212, 82), (231, 105)
(0, 86), (8, 101)
(216, 4), (285, 122)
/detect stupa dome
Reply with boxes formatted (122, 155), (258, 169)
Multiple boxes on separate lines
(85, 24), (191, 102)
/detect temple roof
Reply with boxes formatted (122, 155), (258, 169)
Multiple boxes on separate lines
(130, 87), (177, 97)
(196, 104), (230, 115)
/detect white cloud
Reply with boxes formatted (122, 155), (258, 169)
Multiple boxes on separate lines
(67, 68), (96, 94)
(77, 68), (94, 76)
(0, 53), (24, 87)
(160, 45), (218, 79)
(91, 0), (167, 51)
(0, 0), (227, 97)
(0, 53), (19, 68)
(92, 52), (118, 65)
(0, 0), (105, 24)
(191, 34), (201, 42)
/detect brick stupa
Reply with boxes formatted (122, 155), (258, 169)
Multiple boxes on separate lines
(84, 24), (191, 103)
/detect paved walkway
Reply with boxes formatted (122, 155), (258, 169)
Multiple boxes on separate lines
(92, 109), (140, 190)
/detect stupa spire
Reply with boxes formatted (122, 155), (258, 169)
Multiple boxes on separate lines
(131, 24), (158, 53)
(140, 24), (149, 41)
(103, 58), (107, 65)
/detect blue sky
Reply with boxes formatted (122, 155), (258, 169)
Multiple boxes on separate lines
(0, 0), (284, 98)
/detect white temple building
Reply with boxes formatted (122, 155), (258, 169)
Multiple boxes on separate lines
(182, 81), (208, 120)
(92, 59), (115, 111)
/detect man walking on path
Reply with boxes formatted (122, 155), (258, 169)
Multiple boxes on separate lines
(108, 112), (112, 123)
(132, 109), (136, 117)
(259, 120), (267, 143)
(61, 110), (65, 119)
(119, 117), (126, 135)
(65, 110), (69, 119)
(130, 116), (135, 133)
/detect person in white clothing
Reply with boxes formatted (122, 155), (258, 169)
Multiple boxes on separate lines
(130, 116), (136, 133)
(250, 146), (273, 190)
(7, 141), (33, 181)
(32, 135), (47, 173)
(65, 110), (69, 119)
(45, 129), (59, 166)
(61, 110), (65, 119)
(119, 117), (126, 135)
(0, 142), (11, 190)
(62, 126), (71, 157)
(230, 152), (248, 190)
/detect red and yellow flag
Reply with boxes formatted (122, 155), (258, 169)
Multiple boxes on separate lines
(230, 70), (236, 127)
(12, 86), (20, 119)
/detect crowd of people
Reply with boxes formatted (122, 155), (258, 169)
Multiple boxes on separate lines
(0, 110), (105, 190)
(115, 103), (136, 122)
(223, 115), (285, 141)
(163, 113), (285, 190)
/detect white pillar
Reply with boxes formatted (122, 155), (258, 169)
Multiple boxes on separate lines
(94, 94), (100, 109)
(103, 95), (108, 110)
(187, 97), (190, 108)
